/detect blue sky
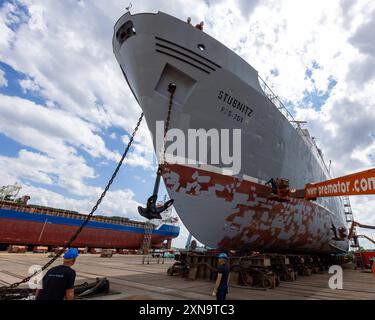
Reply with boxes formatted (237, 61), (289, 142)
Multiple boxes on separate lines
(0, 61), (158, 201)
(1, 0), (375, 249)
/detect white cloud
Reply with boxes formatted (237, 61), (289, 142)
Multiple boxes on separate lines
(236, 0), (260, 18)
(0, 67), (7, 87)
(0, 149), (97, 195)
(0, 0), (142, 131)
(0, 94), (120, 162)
(349, 12), (375, 56)
(19, 77), (40, 93)
(121, 123), (157, 170)
(0, 2), (17, 51)
(20, 184), (144, 221)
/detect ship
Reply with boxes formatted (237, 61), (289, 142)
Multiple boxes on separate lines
(112, 11), (350, 255)
(0, 184), (180, 250)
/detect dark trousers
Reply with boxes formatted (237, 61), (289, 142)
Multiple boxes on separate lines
(216, 290), (227, 300)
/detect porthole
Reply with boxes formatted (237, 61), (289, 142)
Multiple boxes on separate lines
(197, 44), (205, 51)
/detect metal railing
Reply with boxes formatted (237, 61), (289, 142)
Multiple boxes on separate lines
(258, 75), (302, 130)
(258, 75), (331, 174)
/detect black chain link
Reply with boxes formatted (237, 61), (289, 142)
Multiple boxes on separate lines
(0, 112), (144, 295)
(160, 83), (176, 168)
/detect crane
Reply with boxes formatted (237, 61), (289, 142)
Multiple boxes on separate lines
(355, 234), (375, 246)
(267, 168), (375, 201)
(348, 221), (375, 239)
(302, 168), (375, 200)
(269, 168), (375, 244)
(301, 168), (375, 243)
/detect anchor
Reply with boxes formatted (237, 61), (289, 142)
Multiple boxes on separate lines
(138, 83), (176, 220)
(138, 166), (174, 220)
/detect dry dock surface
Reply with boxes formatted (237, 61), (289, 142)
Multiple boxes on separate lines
(0, 253), (374, 300)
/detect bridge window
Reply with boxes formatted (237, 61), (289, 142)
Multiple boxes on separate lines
(116, 21), (136, 45)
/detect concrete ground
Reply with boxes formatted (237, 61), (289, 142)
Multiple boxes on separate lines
(0, 253), (374, 300)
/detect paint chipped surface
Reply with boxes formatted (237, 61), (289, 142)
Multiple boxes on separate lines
(163, 163), (349, 254)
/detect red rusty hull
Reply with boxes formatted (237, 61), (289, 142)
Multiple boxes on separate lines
(163, 163), (349, 254)
(0, 218), (169, 249)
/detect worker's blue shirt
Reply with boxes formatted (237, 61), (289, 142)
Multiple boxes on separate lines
(217, 264), (230, 293)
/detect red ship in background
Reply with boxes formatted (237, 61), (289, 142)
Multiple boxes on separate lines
(0, 184), (180, 251)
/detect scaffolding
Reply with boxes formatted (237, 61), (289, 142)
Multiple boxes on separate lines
(141, 222), (153, 264)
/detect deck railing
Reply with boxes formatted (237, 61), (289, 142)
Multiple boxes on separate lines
(258, 75), (302, 130)
(258, 75), (330, 174)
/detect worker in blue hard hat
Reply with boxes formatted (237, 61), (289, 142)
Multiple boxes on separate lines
(35, 248), (78, 300)
(212, 252), (230, 300)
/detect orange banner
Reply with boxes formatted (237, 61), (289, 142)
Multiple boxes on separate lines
(304, 168), (375, 200)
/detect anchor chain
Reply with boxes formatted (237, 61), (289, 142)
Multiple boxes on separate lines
(0, 112), (144, 297)
(161, 83), (177, 164)
(138, 83), (176, 220)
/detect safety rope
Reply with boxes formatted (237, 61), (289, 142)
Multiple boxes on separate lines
(0, 112), (144, 295)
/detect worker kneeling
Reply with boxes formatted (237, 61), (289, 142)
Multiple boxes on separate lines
(35, 248), (78, 300)
(212, 253), (230, 300)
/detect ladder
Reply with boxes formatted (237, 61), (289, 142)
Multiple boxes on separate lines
(342, 197), (366, 269)
(343, 196), (354, 223)
(343, 197), (359, 249)
(141, 222), (153, 264)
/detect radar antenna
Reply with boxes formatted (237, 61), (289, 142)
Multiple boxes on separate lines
(126, 3), (132, 13)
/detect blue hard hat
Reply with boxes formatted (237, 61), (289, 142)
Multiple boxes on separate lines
(217, 253), (229, 260)
(64, 248), (79, 259)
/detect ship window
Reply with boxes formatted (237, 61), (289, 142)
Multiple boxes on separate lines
(116, 21), (136, 45)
